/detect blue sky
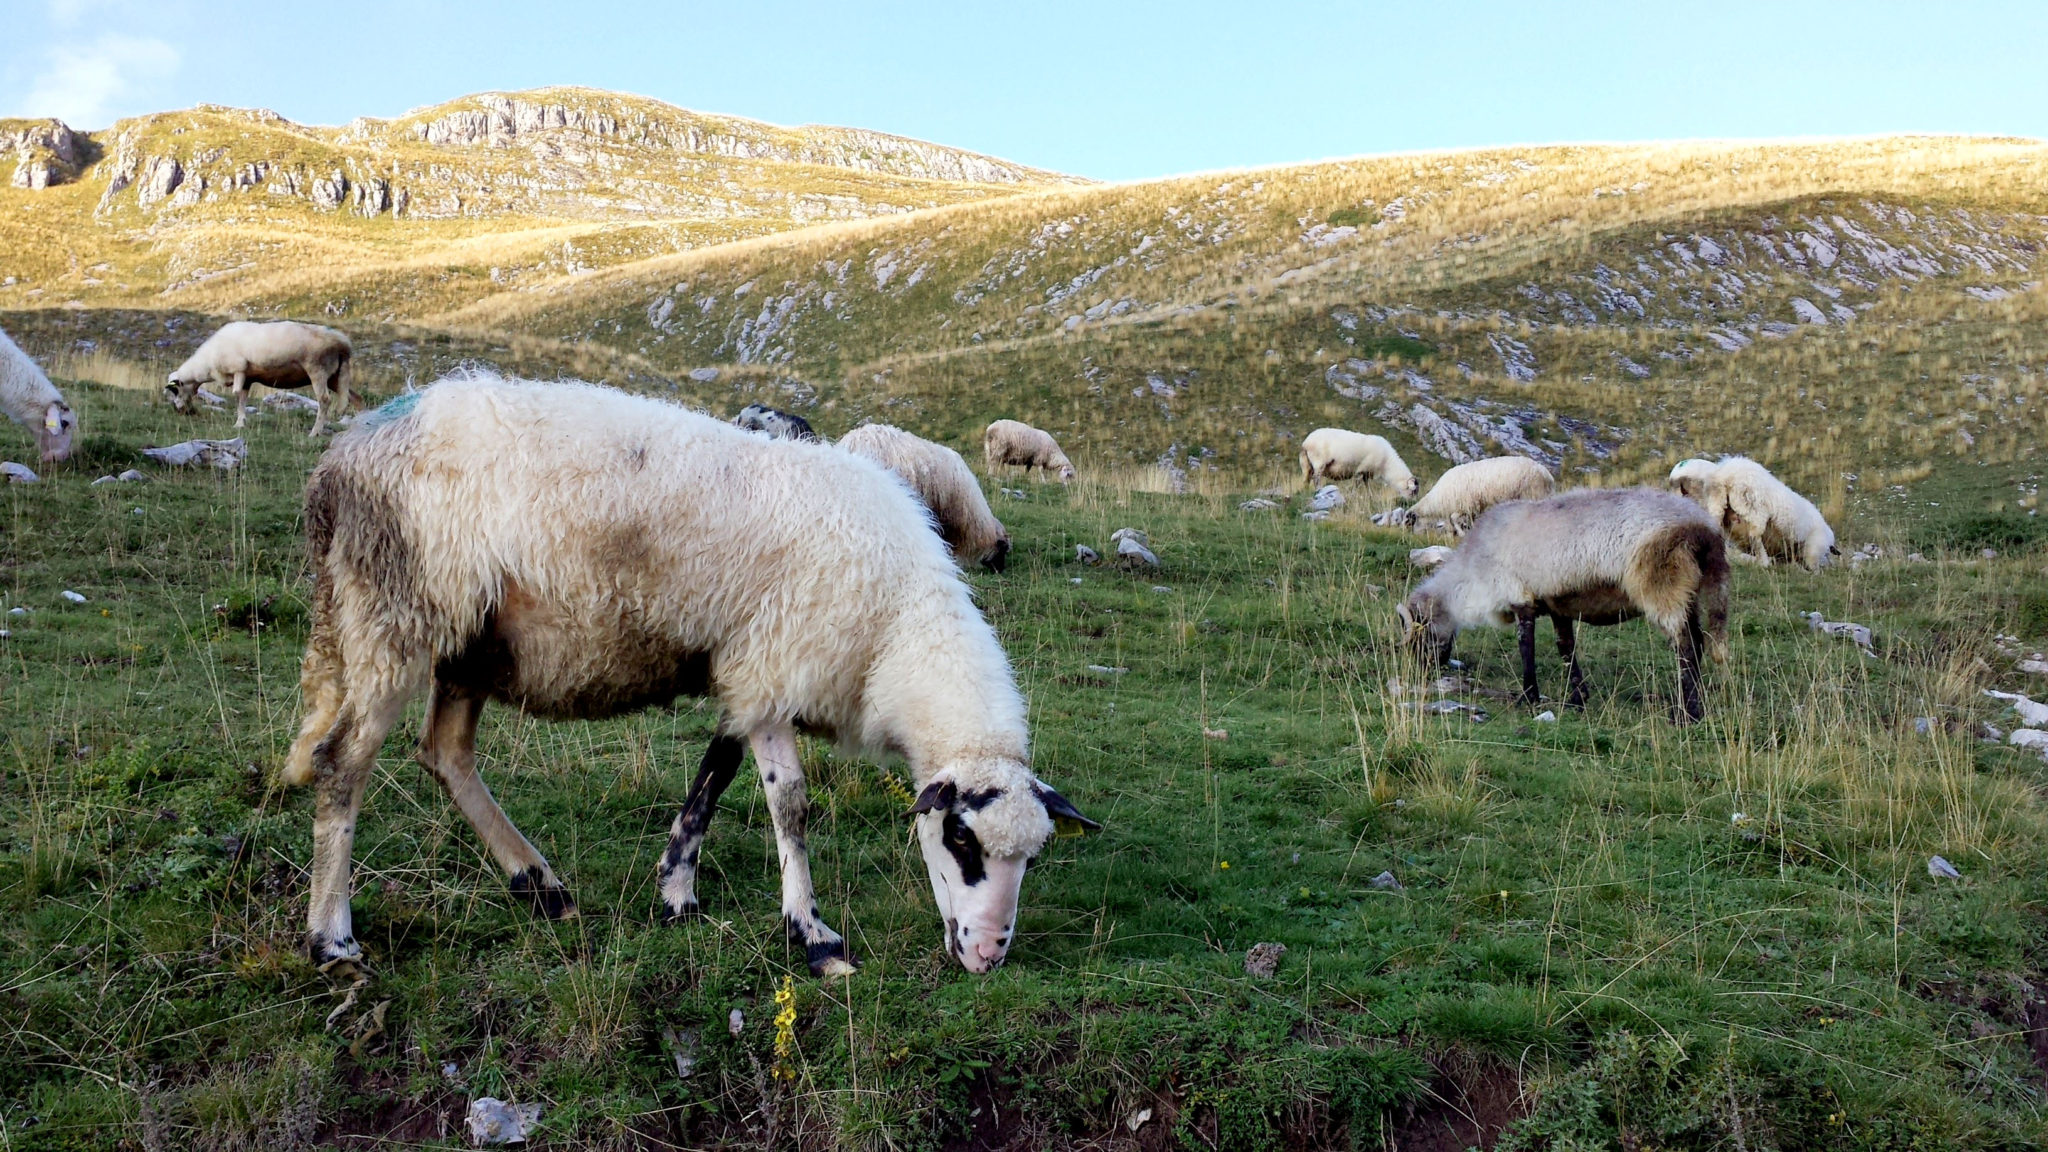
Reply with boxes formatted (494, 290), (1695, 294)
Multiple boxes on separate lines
(5, 1), (2046, 181)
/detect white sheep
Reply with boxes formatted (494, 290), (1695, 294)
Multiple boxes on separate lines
(0, 326), (75, 462)
(984, 419), (1075, 481)
(1666, 458), (1719, 500)
(1398, 487), (1731, 724)
(1390, 456), (1553, 535)
(283, 373), (1096, 979)
(1299, 428), (1417, 497)
(732, 402), (818, 442)
(167, 320), (353, 435)
(1697, 457), (1837, 570)
(838, 422), (1011, 571)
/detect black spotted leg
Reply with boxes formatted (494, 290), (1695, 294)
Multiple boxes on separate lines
(656, 733), (745, 922)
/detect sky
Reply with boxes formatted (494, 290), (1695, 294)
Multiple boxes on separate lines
(5, 0), (2047, 182)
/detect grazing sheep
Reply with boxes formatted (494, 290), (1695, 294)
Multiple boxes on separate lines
(984, 419), (1075, 482)
(1398, 488), (1730, 724)
(1666, 458), (1719, 500)
(167, 320), (352, 436)
(838, 423), (1011, 571)
(1299, 428), (1417, 497)
(732, 402), (818, 442)
(1390, 456), (1554, 535)
(0, 326), (75, 462)
(1697, 457), (1838, 570)
(284, 373), (1097, 979)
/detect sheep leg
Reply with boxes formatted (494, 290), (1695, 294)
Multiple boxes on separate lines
(655, 732), (746, 922)
(304, 678), (412, 976)
(749, 724), (857, 977)
(307, 365), (331, 437)
(1514, 606), (1542, 706)
(416, 681), (576, 920)
(1673, 608), (1707, 725)
(1555, 617), (1591, 709)
(231, 370), (249, 429)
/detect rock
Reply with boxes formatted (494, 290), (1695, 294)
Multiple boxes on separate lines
(1203, 728), (1227, 740)
(92, 469), (150, 485)
(1109, 527), (1149, 547)
(1086, 664), (1128, 676)
(2, 462), (39, 484)
(1115, 536), (1159, 568)
(1982, 722), (2006, 742)
(1927, 856), (1963, 880)
(1239, 497), (1280, 511)
(1125, 1107), (1154, 1132)
(1244, 942), (1287, 978)
(465, 1097), (541, 1146)
(2011, 729), (2048, 758)
(1533, 710), (1558, 723)
(2020, 660), (2048, 677)
(1069, 577), (1082, 585)
(1307, 484), (1345, 512)
(1369, 870), (1403, 891)
(195, 386), (229, 406)
(1803, 611), (1874, 654)
(728, 1007), (744, 1036)
(262, 391), (322, 412)
(1983, 690), (2048, 727)
(1417, 699), (1487, 722)
(1074, 545), (1100, 565)
(1913, 717), (1936, 736)
(1409, 545), (1454, 568)
(60, 590), (86, 604)
(1151, 585), (1172, 594)
(136, 155), (184, 206)
(142, 438), (247, 470)
(1300, 509), (1332, 522)
(1983, 548), (2000, 560)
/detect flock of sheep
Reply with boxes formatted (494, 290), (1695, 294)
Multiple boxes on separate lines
(1, 317), (1847, 979)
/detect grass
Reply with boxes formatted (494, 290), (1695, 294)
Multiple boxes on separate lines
(4, 378), (2048, 1149)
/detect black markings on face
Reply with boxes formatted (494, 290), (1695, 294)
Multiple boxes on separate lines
(959, 787), (1004, 811)
(941, 812), (987, 886)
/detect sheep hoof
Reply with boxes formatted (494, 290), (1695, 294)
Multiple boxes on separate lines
(811, 950), (860, 979)
(308, 933), (366, 979)
(509, 867), (578, 920)
(657, 898), (701, 925)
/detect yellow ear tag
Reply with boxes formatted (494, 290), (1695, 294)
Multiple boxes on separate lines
(1054, 816), (1090, 839)
(45, 412), (62, 433)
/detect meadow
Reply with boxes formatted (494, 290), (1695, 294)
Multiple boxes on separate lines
(4, 374), (2048, 1150)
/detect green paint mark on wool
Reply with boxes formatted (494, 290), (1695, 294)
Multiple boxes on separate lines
(358, 389), (421, 429)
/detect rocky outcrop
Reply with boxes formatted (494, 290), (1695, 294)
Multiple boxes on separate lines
(4, 119), (83, 189)
(136, 155), (184, 205)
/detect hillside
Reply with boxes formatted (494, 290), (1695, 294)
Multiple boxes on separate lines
(0, 87), (1080, 320)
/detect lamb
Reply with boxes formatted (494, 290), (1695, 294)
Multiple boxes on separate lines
(984, 419), (1076, 482)
(1397, 488), (1731, 724)
(1389, 456), (1553, 535)
(166, 320), (352, 436)
(283, 373), (1097, 980)
(732, 402), (818, 442)
(0, 326), (75, 462)
(1299, 428), (1418, 497)
(1695, 457), (1838, 570)
(837, 422), (1011, 571)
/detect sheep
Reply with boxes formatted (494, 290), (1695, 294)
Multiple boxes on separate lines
(1389, 456), (1553, 535)
(984, 419), (1075, 481)
(837, 422), (1011, 571)
(0, 326), (75, 462)
(283, 372), (1097, 980)
(1299, 428), (1418, 497)
(1666, 458), (1719, 500)
(1695, 456), (1838, 570)
(1397, 488), (1731, 724)
(732, 402), (818, 442)
(166, 320), (352, 436)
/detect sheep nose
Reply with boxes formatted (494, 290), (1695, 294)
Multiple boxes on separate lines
(968, 932), (1010, 967)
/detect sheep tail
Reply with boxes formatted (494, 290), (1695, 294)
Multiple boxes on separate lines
(1631, 520), (1729, 657)
(283, 470), (347, 788)
(1299, 447), (1313, 485)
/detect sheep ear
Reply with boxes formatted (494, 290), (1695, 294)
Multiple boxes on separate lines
(910, 780), (956, 815)
(1033, 782), (1102, 837)
(1396, 602), (1417, 633)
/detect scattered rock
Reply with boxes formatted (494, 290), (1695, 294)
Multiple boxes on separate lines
(1369, 870), (1403, 891)
(1928, 855), (1963, 880)
(262, 391), (322, 412)
(1244, 942), (1287, 978)
(1203, 727), (1228, 740)
(466, 1097), (541, 1146)
(1151, 585), (1172, 594)
(1069, 577), (1082, 585)
(1803, 611), (1874, 654)
(1982, 722), (2006, 742)
(728, 1007), (744, 1036)
(1416, 699), (1487, 722)
(1300, 509), (1332, 522)
(1307, 484), (1345, 512)
(195, 386), (229, 406)
(1533, 710), (1557, 723)
(1409, 545), (1453, 569)
(1115, 536), (1159, 568)
(2, 462), (40, 483)
(1982, 548), (2000, 560)
(143, 437), (247, 470)
(1913, 717), (1936, 736)
(2011, 729), (2048, 759)
(1110, 527), (1149, 547)
(1984, 690), (2048, 727)
(2020, 660), (2048, 677)
(1906, 552), (1929, 564)
(663, 1026), (698, 1079)
(1238, 497), (1280, 511)
(1086, 664), (1128, 676)
(60, 590), (85, 604)
(1125, 1107), (1154, 1133)
(1074, 544), (1100, 565)
(999, 487), (1028, 500)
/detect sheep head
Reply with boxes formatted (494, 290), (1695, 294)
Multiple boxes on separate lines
(163, 369), (200, 414)
(1397, 592), (1455, 666)
(911, 768), (1099, 973)
(36, 401), (74, 463)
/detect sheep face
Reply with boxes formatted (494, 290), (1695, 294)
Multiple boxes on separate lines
(36, 402), (74, 463)
(164, 370), (201, 414)
(1057, 463), (1076, 483)
(1396, 593), (1455, 666)
(912, 774), (1099, 972)
(1397, 474), (1420, 499)
(984, 536), (1011, 574)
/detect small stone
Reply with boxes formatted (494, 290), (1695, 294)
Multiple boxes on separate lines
(466, 1097), (541, 1145)
(1069, 577), (1083, 584)
(1203, 728), (1228, 740)
(1, 462), (39, 484)
(1244, 942), (1287, 978)
(1928, 855), (1963, 880)
(1086, 664), (1128, 676)
(1151, 585), (1172, 594)
(1409, 545), (1454, 568)
(1300, 509), (1332, 521)
(1533, 710), (1557, 723)
(1913, 717), (1936, 735)
(8, 606), (27, 615)
(728, 1007), (744, 1036)
(1369, 870), (1402, 890)
(1239, 497), (1279, 511)
(1109, 527), (1148, 547)
(1074, 544), (1100, 565)
(2020, 660), (2048, 677)
(1125, 1106), (1154, 1132)
(1983, 548), (2000, 560)
(442, 1062), (460, 1080)
(61, 590), (86, 604)
(1115, 536), (1159, 568)
(1307, 484), (1345, 512)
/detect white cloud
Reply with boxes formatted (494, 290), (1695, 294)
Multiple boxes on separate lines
(20, 35), (179, 128)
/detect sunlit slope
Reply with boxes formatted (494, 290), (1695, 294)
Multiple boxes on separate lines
(453, 136), (2048, 499)
(0, 88), (1080, 318)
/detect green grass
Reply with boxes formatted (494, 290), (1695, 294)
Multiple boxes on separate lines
(4, 381), (2048, 1149)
